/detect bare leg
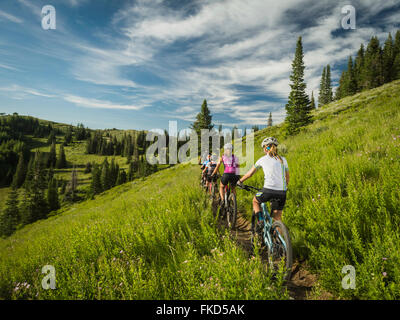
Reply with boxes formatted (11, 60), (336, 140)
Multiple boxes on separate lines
(252, 196), (261, 214)
(219, 182), (224, 202)
(272, 210), (282, 221)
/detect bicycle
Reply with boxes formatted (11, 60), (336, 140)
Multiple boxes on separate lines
(218, 181), (238, 230)
(207, 174), (219, 201)
(238, 184), (293, 280)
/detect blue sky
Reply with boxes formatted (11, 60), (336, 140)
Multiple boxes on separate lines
(0, 0), (399, 131)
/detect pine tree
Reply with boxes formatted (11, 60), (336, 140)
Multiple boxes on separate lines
(325, 65), (333, 103)
(47, 142), (57, 168)
(267, 112), (273, 127)
(285, 37), (312, 135)
(190, 99), (214, 136)
(318, 67), (326, 107)
(310, 92), (316, 109)
(346, 56), (357, 96)
(354, 44), (365, 92)
(21, 152), (49, 223)
(64, 126), (73, 145)
(11, 152), (27, 188)
(47, 178), (60, 212)
(393, 31), (400, 80)
(90, 164), (102, 195)
(65, 167), (78, 202)
(383, 33), (395, 83)
(56, 144), (67, 169)
(116, 169), (127, 185)
(0, 187), (19, 237)
(101, 158), (111, 190)
(362, 36), (384, 89)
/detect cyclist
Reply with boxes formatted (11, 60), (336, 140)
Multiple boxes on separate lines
(211, 143), (240, 207)
(200, 153), (212, 182)
(237, 137), (289, 223)
(203, 154), (218, 192)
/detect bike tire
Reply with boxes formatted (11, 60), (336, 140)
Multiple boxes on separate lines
(270, 220), (293, 280)
(227, 193), (237, 230)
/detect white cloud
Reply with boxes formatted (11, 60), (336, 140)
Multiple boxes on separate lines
(0, 10), (23, 24)
(63, 95), (146, 110)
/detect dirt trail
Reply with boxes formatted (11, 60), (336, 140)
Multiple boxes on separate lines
(212, 201), (332, 300)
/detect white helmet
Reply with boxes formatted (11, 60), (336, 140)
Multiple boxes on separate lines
(224, 143), (233, 150)
(261, 137), (279, 149)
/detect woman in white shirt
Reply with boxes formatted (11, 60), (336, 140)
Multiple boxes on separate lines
(237, 137), (289, 223)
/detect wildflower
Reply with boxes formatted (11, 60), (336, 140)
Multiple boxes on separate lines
(382, 257), (388, 261)
(177, 270), (181, 273)
(219, 252), (224, 257)
(209, 276), (213, 281)
(119, 282), (123, 287)
(383, 272), (387, 277)
(200, 283), (204, 287)
(183, 260), (189, 264)
(119, 250), (124, 254)
(112, 257), (116, 262)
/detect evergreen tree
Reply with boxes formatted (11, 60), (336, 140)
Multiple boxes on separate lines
(116, 169), (127, 185)
(190, 99), (214, 136)
(90, 164), (103, 195)
(21, 152), (49, 223)
(47, 142), (57, 168)
(11, 152), (27, 188)
(310, 92), (316, 109)
(0, 187), (19, 237)
(325, 64), (333, 103)
(101, 158), (111, 190)
(285, 37), (312, 135)
(393, 31), (400, 80)
(318, 67), (326, 107)
(267, 112), (273, 127)
(383, 33), (395, 83)
(354, 44), (365, 92)
(362, 36), (384, 89)
(47, 178), (60, 212)
(47, 131), (56, 144)
(64, 126), (73, 145)
(346, 56), (357, 96)
(84, 162), (92, 174)
(65, 167), (78, 202)
(56, 144), (67, 169)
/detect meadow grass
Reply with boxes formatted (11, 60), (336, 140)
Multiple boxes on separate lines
(236, 80), (400, 299)
(0, 163), (288, 300)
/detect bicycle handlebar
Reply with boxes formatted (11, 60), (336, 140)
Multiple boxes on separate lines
(237, 184), (262, 193)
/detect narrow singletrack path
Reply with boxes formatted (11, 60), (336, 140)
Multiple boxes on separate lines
(211, 199), (333, 300)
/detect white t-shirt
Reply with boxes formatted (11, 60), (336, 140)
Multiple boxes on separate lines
(254, 155), (289, 191)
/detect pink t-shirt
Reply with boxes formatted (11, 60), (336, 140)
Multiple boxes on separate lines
(222, 154), (239, 175)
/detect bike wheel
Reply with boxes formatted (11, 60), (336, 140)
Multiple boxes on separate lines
(269, 220), (293, 280)
(250, 213), (263, 250)
(226, 193), (237, 230)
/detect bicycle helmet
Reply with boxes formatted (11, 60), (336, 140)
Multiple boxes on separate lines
(224, 143), (233, 150)
(261, 137), (279, 149)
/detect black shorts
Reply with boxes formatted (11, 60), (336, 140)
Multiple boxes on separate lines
(221, 173), (240, 186)
(255, 188), (287, 211)
(206, 174), (218, 182)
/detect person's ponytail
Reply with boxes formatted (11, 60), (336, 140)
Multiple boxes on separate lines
(269, 145), (283, 164)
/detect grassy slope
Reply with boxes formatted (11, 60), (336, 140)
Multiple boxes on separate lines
(1, 80), (399, 299)
(0, 163), (287, 300)
(236, 80), (400, 299)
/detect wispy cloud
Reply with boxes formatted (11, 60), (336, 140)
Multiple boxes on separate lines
(63, 95), (146, 110)
(0, 9), (23, 24)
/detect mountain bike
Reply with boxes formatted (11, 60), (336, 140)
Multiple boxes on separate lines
(238, 184), (293, 280)
(207, 174), (219, 201)
(219, 182), (237, 230)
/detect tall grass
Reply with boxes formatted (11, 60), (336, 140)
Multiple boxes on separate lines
(236, 80), (400, 299)
(0, 163), (288, 299)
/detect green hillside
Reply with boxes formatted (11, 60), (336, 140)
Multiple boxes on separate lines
(1, 80), (399, 300)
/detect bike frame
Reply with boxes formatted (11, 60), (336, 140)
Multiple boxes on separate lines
(260, 203), (288, 254)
